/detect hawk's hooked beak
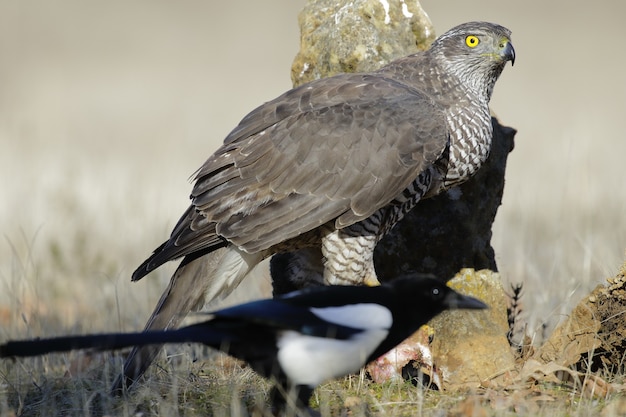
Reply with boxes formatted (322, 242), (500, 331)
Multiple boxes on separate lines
(501, 41), (515, 66)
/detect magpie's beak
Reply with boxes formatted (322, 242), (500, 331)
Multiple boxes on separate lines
(445, 291), (488, 310)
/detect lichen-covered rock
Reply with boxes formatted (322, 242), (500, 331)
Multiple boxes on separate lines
(291, 0), (435, 86)
(429, 269), (516, 389)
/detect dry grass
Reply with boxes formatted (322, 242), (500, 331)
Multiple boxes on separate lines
(3, 351), (625, 416)
(2, 1), (626, 415)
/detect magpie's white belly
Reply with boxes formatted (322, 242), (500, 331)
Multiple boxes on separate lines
(276, 328), (389, 386)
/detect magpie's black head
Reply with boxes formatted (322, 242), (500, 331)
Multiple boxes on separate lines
(386, 275), (487, 324)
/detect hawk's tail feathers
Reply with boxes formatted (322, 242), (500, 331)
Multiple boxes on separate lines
(112, 246), (263, 393)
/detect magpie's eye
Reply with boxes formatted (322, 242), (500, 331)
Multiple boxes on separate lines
(431, 286), (444, 300)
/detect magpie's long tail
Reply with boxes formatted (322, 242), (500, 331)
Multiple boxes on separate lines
(0, 325), (228, 359)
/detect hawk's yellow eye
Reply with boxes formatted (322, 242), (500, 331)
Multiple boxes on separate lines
(465, 35), (479, 48)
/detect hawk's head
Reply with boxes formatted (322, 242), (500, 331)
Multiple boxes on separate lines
(431, 22), (515, 101)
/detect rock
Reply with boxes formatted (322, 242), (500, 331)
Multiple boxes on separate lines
(429, 269), (516, 388)
(291, 0), (435, 87)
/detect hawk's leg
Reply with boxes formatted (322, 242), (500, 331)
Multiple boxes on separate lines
(321, 222), (381, 286)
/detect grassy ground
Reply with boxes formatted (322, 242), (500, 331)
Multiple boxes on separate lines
(2, 1), (626, 415)
(3, 349), (625, 416)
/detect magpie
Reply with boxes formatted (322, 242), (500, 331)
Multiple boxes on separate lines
(1, 275), (486, 414)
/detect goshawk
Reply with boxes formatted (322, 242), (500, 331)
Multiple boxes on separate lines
(115, 21), (515, 390)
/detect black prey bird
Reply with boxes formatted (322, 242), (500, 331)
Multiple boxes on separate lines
(1, 276), (486, 414)
(120, 21), (514, 390)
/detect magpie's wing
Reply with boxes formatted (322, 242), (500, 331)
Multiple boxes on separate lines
(212, 298), (364, 339)
(0, 287), (390, 359)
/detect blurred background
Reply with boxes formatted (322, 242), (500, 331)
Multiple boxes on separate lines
(1, 0), (624, 339)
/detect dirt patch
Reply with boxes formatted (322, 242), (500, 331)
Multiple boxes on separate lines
(536, 261), (626, 374)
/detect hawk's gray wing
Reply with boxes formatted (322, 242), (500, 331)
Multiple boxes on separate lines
(140, 73), (449, 273)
